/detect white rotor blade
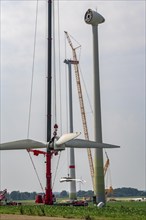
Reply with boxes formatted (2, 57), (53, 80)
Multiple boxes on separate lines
(74, 179), (86, 183)
(60, 177), (86, 183)
(60, 178), (72, 183)
(56, 132), (81, 146)
(65, 139), (120, 149)
(0, 139), (48, 150)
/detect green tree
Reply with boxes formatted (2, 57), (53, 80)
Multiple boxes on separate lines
(10, 191), (21, 200)
(60, 190), (68, 198)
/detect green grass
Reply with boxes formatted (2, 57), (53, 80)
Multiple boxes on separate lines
(0, 201), (146, 220)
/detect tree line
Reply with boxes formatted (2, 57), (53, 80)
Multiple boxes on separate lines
(5, 187), (146, 201)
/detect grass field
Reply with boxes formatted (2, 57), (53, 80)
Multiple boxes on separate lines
(0, 201), (146, 220)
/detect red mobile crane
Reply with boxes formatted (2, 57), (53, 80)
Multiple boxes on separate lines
(0, 189), (7, 202)
(28, 124), (59, 205)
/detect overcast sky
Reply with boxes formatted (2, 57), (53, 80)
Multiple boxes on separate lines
(0, 0), (145, 194)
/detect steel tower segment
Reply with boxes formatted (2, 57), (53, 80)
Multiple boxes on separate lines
(64, 59), (77, 200)
(84, 9), (105, 204)
(45, 0), (53, 205)
(47, 0), (52, 143)
(92, 24), (105, 204)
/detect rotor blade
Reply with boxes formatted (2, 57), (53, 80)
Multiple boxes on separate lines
(0, 139), (48, 150)
(60, 178), (86, 183)
(55, 132), (81, 146)
(64, 139), (120, 149)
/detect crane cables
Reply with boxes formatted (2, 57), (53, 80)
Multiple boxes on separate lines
(52, 0), (62, 133)
(57, 0), (62, 135)
(52, 0), (62, 188)
(27, 0), (44, 193)
(52, 0), (57, 126)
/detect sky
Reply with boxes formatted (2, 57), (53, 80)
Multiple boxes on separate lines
(0, 0), (145, 194)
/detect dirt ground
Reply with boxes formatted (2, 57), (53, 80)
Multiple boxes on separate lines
(0, 214), (80, 220)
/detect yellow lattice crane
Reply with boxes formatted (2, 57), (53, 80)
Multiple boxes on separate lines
(65, 32), (112, 195)
(104, 152), (113, 196)
(104, 151), (110, 175)
(65, 31), (94, 189)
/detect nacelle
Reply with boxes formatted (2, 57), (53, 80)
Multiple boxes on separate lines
(84, 9), (105, 26)
(53, 136), (65, 151)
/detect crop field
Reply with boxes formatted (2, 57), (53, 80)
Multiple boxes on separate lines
(0, 201), (146, 220)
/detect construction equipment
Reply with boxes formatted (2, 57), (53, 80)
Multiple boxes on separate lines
(0, 189), (7, 202)
(104, 152), (113, 196)
(65, 32), (113, 195)
(104, 151), (110, 175)
(65, 31), (94, 189)
(0, 189), (22, 206)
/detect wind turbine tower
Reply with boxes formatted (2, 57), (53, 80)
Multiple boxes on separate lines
(64, 59), (78, 200)
(84, 9), (105, 204)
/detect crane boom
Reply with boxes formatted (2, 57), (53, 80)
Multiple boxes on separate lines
(65, 32), (112, 194)
(104, 151), (110, 175)
(65, 32), (94, 189)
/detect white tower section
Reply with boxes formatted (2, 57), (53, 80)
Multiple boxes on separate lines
(84, 9), (105, 204)
(64, 59), (77, 200)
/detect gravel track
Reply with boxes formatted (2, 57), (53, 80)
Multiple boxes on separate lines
(0, 214), (80, 220)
